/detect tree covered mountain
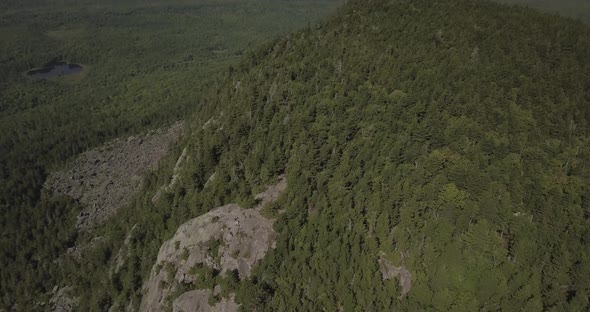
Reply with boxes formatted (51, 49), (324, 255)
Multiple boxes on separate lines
(73, 0), (590, 310)
(3, 0), (590, 310)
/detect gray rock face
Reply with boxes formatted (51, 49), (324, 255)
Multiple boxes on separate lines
(139, 176), (286, 312)
(172, 290), (238, 312)
(254, 174), (287, 208)
(49, 286), (78, 312)
(139, 204), (275, 312)
(152, 147), (189, 203)
(44, 122), (183, 230)
(113, 224), (138, 274)
(378, 255), (412, 298)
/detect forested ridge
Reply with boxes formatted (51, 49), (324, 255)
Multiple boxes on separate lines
(115, 0), (589, 310)
(2, 0), (590, 310)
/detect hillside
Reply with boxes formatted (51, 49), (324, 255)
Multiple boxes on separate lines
(124, 0), (588, 310)
(3, 0), (590, 310)
(0, 0), (342, 310)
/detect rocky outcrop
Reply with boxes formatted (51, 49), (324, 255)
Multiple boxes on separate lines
(139, 205), (274, 311)
(254, 174), (287, 208)
(49, 286), (78, 312)
(152, 147), (189, 203)
(378, 254), (412, 298)
(66, 236), (107, 260)
(113, 224), (138, 273)
(44, 122), (183, 230)
(139, 176), (286, 312)
(172, 290), (238, 312)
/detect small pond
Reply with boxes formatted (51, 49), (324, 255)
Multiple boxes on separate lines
(27, 61), (84, 79)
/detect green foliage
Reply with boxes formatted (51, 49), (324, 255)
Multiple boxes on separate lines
(191, 264), (220, 290)
(167, 0), (588, 310)
(206, 239), (222, 262)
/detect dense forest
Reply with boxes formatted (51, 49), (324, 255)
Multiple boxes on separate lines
(109, 0), (587, 310)
(2, 0), (590, 310)
(0, 0), (343, 309)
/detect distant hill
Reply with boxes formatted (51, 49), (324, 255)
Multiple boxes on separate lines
(495, 0), (590, 23)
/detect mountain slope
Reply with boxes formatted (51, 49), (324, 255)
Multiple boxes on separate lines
(174, 0), (590, 310)
(41, 0), (590, 310)
(0, 1), (343, 309)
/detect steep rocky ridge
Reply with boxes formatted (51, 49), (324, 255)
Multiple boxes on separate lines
(139, 176), (286, 312)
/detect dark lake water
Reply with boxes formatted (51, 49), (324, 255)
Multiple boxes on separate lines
(27, 61), (84, 79)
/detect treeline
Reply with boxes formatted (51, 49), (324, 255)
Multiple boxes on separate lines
(495, 0), (590, 23)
